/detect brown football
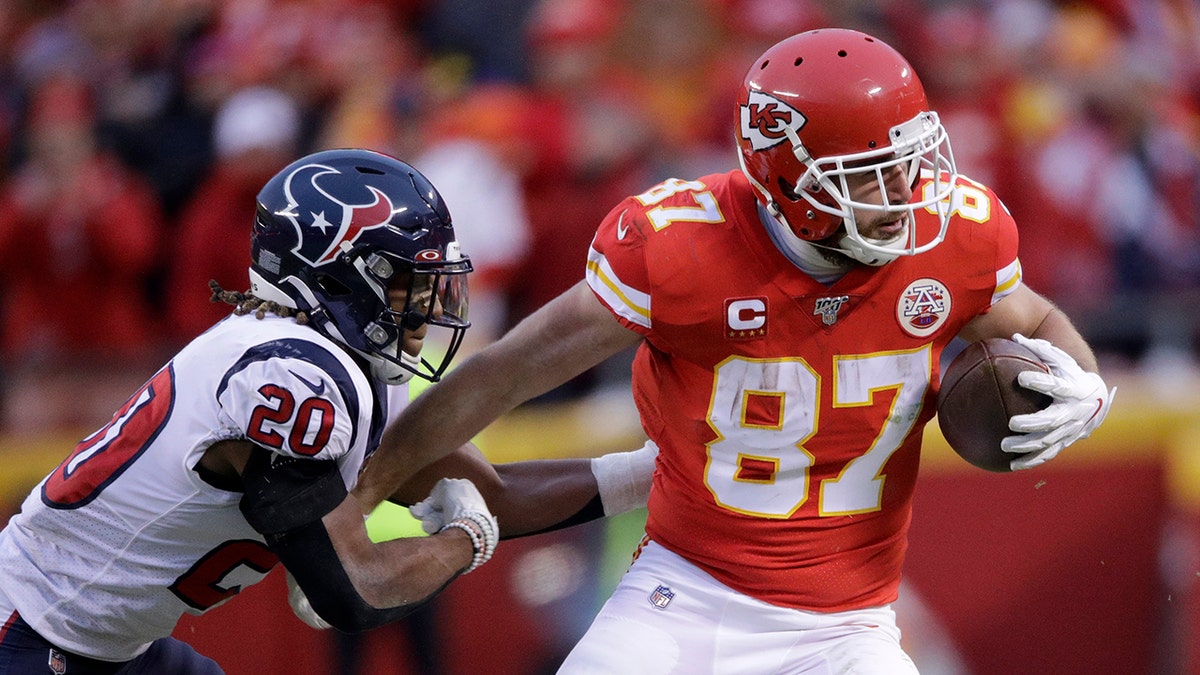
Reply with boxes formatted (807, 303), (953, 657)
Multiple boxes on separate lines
(936, 338), (1053, 472)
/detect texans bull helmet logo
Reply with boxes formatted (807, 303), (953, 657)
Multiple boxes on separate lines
(251, 148), (460, 287)
(277, 162), (400, 266)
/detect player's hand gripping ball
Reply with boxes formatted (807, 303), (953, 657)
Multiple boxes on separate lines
(936, 338), (1053, 472)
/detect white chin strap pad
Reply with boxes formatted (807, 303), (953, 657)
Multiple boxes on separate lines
(837, 223), (907, 267)
(367, 345), (421, 385)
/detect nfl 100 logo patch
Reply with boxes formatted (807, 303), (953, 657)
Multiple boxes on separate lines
(648, 584), (675, 610)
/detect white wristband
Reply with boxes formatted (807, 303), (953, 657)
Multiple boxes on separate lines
(590, 441), (658, 517)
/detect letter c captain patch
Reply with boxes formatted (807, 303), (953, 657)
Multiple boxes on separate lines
(726, 297), (768, 340)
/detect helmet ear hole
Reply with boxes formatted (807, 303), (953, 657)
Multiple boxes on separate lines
(776, 176), (802, 202)
(314, 272), (352, 297)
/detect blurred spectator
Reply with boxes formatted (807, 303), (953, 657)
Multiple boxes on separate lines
(0, 75), (162, 358)
(165, 85), (301, 343)
(0, 0), (1194, 407)
(513, 0), (649, 317)
(604, 0), (733, 178)
(991, 3), (1200, 374)
(0, 75), (163, 431)
(78, 0), (216, 219)
(414, 84), (535, 353)
(508, 0), (652, 399)
(309, 2), (427, 155)
(417, 0), (537, 82)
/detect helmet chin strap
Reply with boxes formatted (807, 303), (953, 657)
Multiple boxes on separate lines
(738, 151), (907, 268)
(837, 223), (907, 266)
(360, 334), (423, 385)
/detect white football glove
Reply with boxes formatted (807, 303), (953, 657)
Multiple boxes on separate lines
(1001, 334), (1116, 471)
(590, 440), (659, 516)
(409, 478), (499, 573)
(286, 571), (333, 630)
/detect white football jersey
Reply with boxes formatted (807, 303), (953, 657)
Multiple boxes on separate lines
(0, 313), (395, 661)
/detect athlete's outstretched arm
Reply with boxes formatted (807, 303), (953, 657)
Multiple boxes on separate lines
(387, 440), (658, 539)
(202, 440), (494, 633)
(354, 281), (642, 512)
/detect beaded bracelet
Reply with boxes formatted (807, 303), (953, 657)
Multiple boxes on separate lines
(441, 518), (488, 573)
(455, 512), (497, 562)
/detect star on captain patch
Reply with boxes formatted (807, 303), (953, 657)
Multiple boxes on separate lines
(649, 584), (675, 610)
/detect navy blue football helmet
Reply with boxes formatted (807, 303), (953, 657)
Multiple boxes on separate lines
(249, 148), (472, 383)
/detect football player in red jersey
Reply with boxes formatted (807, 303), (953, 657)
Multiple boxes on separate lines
(355, 29), (1115, 673)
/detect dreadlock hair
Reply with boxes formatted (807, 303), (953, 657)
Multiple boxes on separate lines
(209, 280), (309, 324)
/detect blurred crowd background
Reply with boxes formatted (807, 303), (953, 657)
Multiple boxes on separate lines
(0, 0), (1198, 431)
(1, 2), (1199, 674)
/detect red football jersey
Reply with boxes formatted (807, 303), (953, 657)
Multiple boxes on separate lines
(585, 170), (1020, 611)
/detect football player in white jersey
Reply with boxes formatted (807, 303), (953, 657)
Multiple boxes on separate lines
(0, 148), (655, 674)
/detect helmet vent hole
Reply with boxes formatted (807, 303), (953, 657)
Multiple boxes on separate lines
(837, 50), (848, 57)
(794, 57), (803, 66)
(760, 59), (769, 69)
(315, 272), (352, 296)
(776, 176), (801, 202)
(356, 165), (385, 175)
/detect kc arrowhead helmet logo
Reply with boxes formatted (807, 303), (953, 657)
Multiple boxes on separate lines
(740, 91), (807, 152)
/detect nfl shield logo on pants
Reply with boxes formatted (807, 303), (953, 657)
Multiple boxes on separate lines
(648, 584), (675, 610)
(48, 648), (66, 674)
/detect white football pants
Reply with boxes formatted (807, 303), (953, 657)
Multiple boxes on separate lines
(558, 540), (919, 674)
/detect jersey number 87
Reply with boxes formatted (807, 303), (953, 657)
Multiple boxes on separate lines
(705, 346), (931, 518)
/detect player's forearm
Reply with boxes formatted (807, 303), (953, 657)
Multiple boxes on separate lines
(487, 442), (658, 537)
(356, 349), (530, 510)
(959, 285), (1099, 374)
(379, 445), (603, 538)
(331, 512), (473, 607)
(1026, 307), (1099, 373)
(271, 496), (474, 633)
(489, 459), (601, 538)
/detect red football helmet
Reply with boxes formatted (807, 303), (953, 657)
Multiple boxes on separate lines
(736, 29), (957, 265)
